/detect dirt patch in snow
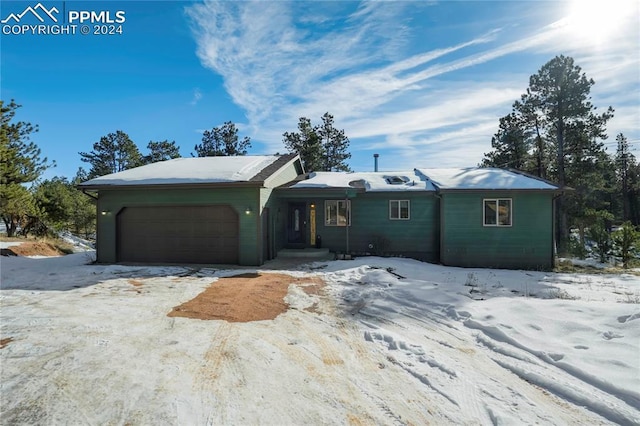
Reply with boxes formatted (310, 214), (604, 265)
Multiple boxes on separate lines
(0, 337), (14, 349)
(0, 242), (65, 257)
(128, 279), (144, 287)
(168, 273), (325, 322)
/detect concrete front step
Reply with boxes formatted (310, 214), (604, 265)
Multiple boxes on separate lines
(277, 248), (331, 259)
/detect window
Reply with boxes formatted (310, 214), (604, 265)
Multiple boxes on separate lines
(389, 200), (410, 220)
(325, 200), (351, 226)
(484, 199), (512, 226)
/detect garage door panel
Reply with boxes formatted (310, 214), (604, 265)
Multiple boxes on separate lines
(117, 205), (239, 264)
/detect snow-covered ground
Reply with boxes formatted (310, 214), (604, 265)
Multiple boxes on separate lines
(1, 252), (639, 425)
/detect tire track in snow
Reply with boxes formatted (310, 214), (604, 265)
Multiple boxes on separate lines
(296, 292), (437, 425)
(465, 318), (640, 411)
(196, 321), (238, 423)
(493, 357), (640, 426)
(356, 303), (606, 425)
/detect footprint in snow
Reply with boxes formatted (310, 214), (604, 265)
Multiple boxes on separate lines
(602, 331), (624, 340)
(617, 313), (640, 323)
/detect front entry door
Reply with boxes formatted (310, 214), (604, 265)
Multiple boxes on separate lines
(287, 202), (307, 246)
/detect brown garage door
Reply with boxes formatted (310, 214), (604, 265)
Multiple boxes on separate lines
(117, 205), (239, 264)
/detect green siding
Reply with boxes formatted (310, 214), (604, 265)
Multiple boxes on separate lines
(96, 187), (261, 265)
(277, 191), (439, 262)
(259, 159), (303, 262)
(440, 192), (554, 269)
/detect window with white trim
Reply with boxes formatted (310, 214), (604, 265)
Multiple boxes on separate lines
(389, 200), (410, 220)
(484, 199), (512, 226)
(325, 200), (351, 226)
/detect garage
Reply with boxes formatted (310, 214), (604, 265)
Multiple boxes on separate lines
(116, 205), (239, 264)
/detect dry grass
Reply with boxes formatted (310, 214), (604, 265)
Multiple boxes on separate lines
(554, 259), (640, 276)
(0, 236), (75, 256)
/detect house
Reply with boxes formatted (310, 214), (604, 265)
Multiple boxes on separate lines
(79, 154), (560, 270)
(78, 154), (303, 266)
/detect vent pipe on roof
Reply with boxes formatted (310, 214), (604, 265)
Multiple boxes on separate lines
(374, 153), (379, 172)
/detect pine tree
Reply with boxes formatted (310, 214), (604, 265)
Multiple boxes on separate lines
(283, 117), (323, 172)
(33, 177), (74, 231)
(193, 122), (251, 157)
(612, 222), (639, 268)
(0, 100), (52, 237)
(79, 130), (142, 178)
(481, 113), (531, 170)
(482, 56), (614, 255)
(317, 113), (351, 172)
(283, 113), (351, 172)
(144, 140), (181, 164)
(615, 133), (636, 222)
(71, 168), (96, 238)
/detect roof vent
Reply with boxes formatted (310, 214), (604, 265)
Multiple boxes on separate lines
(384, 175), (409, 185)
(348, 179), (366, 189)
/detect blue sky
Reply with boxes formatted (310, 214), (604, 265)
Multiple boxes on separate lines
(2, 0), (638, 180)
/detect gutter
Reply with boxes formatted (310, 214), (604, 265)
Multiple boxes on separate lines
(80, 188), (98, 200)
(76, 181), (264, 191)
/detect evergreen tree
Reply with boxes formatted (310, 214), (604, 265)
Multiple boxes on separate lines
(70, 168), (96, 238)
(612, 222), (639, 268)
(283, 117), (323, 172)
(79, 131), (142, 178)
(481, 113), (531, 170)
(283, 113), (351, 172)
(193, 122), (251, 157)
(144, 140), (181, 164)
(482, 55), (614, 255)
(317, 113), (351, 172)
(33, 177), (74, 231)
(31, 169), (95, 237)
(615, 133), (636, 222)
(0, 100), (52, 237)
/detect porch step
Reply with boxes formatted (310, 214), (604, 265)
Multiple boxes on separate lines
(277, 248), (331, 259)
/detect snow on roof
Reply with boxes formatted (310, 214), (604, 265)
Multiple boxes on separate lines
(416, 168), (557, 190)
(80, 156), (282, 187)
(291, 171), (437, 192)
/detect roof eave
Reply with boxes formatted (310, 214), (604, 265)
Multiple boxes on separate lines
(76, 181), (264, 191)
(436, 187), (560, 194)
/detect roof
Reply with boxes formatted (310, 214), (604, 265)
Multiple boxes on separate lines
(79, 155), (291, 188)
(415, 168), (558, 190)
(249, 153), (299, 182)
(288, 167), (557, 192)
(290, 171), (437, 192)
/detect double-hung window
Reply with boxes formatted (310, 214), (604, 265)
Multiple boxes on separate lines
(389, 200), (410, 220)
(484, 199), (512, 226)
(325, 200), (351, 226)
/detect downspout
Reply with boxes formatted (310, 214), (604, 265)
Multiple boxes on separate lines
(345, 191), (350, 256)
(434, 191), (443, 265)
(552, 190), (564, 268)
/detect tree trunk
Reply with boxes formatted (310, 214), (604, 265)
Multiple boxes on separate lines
(555, 102), (569, 255)
(535, 117), (544, 178)
(6, 218), (17, 238)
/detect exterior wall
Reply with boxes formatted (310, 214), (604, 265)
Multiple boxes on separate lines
(96, 186), (261, 266)
(260, 188), (287, 262)
(259, 160), (304, 262)
(440, 191), (554, 270)
(279, 191), (440, 262)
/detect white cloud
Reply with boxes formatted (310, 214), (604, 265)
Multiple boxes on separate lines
(186, 0), (639, 167)
(190, 88), (202, 105)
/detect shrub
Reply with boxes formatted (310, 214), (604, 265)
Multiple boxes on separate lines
(587, 223), (611, 263)
(612, 222), (640, 269)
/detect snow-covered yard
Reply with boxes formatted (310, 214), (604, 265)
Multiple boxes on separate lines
(1, 251), (639, 425)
